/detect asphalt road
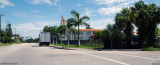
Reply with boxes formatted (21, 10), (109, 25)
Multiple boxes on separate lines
(0, 43), (160, 65)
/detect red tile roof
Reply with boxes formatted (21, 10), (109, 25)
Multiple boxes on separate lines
(76, 29), (102, 31)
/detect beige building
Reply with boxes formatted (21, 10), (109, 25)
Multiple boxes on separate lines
(61, 16), (66, 25)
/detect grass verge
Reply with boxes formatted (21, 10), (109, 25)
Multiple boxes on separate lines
(141, 47), (160, 51)
(51, 43), (103, 49)
(1, 43), (20, 46)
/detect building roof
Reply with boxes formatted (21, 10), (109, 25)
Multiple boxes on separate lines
(76, 29), (102, 31)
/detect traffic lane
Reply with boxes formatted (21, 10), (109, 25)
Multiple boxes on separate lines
(73, 50), (160, 65)
(101, 51), (160, 60)
(76, 49), (160, 60)
(0, 43), (31, 58)
(0, 43), (121, 65)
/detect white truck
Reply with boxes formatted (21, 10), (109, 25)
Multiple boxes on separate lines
(39, 32), (51, 46)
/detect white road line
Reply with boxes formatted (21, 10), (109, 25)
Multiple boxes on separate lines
(111, 51), (138, 54)
(70, 50), (130, 65)
(103, 52), (158, 60)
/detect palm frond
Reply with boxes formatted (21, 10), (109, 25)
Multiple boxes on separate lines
(71, 10), (80, 20)
(66, 17), (77, 28)
(79, 22), (89, 26)
(80, 16), (90, 21)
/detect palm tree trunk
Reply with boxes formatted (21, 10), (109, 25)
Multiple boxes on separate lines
(68, 32), (70, 45)
(60, 35), (62, 44)
(78, 24), (80, 46)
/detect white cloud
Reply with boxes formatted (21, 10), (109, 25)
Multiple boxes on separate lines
(90, 18), (114, 29)
(13, 21), (59, 38)
(83, 8), (96, 17)
(97, 0), (139, 15)
(77, 4), (82, 6)
(78, 18), (114, 29)
(95, 0), (139, 5)
(32, 9), (40, 13)
(98, 7), (121, 15)
(13, 11), (44, 18)
(13, 12), (27, 17)
(28, 0), (58, 5)
(33, 15), (44, 18)
(0, 0), (14, 8)
(54, 0), (59, 2)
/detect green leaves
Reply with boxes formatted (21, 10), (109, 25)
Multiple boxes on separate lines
(43, 25), (58, 36)
(67, 10), (90, 28)
(67, 10), (90, 46)
(114, 0), (160, 48)
(57, 25), (66, 35)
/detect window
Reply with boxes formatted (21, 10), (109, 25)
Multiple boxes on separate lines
(80, 31), (83, 35)
(88, 37), (91, 40)
(76, 37), (83, 40)
(87, 31), (90, 35)
(80, 37), (83, 40)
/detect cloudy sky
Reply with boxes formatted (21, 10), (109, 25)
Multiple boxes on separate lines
(0, 0), (159, 38)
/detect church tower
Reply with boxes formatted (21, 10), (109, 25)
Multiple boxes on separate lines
(61, 16), (66, 25)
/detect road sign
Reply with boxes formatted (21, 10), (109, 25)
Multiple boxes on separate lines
(53, 36), (57, 38)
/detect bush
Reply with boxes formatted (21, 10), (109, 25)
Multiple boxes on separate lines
(155, 42), (160, 48)
(141, 47), (159, 51)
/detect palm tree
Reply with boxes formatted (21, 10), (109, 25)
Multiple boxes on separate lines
(130, 1), (149, 48)
(66, 27), (76, 45)
(130, 1), (160, 47)
(66, 10), (90, 46)
(66, 19), (74, 45)
(115, 8), (134, 48)
(57, 25), (66, 44)
(70, 27), (77, 41)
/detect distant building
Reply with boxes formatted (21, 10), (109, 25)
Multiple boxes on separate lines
(76, 29), (102, 40)
(59, 16), (102, 41)
(60, 29), (102, 40)
(61, 16), (66, 25)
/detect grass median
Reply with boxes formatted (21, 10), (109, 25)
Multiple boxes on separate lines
(1, 43), (20, 46)
(51, 42), (104, 49)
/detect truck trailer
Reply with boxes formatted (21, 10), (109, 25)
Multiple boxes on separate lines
(39, 32), (51, 46)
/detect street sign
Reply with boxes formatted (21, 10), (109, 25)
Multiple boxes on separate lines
(53, 36), (57, 38)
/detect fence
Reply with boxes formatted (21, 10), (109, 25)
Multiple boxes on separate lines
(56, 40), (104, 49)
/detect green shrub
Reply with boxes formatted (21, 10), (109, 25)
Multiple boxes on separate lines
(155, 42), (160, 48)
(141, 47), (159, 51)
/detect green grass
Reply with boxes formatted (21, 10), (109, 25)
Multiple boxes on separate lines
(141, 47), (160, 51)
(156, 42), (160, 48)
(1, 43), (20, 46)
(50, 42), (104, 49)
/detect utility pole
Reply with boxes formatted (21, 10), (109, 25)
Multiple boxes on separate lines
(0, 15), (4, 44)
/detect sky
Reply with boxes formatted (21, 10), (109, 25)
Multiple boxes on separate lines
(0, 0), (159, 38)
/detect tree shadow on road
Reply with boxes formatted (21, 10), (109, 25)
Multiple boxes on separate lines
(32, 46), (50, 47)
(49, 46), (75, 50)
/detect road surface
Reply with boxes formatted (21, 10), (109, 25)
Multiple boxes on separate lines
(0, 43), (160, 65)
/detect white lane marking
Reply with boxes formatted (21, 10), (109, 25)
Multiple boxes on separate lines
(103, 52), (158, 60)
(112, 51), (138, 54)
(70, 50), (130, 65)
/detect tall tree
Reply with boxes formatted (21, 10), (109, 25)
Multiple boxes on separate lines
(43, 25), (58, 43)
(115, 8), (134, 48)
(131, 1), (160, 47)
(57, 25), (66, 44)
(66, 10), (90, 46)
